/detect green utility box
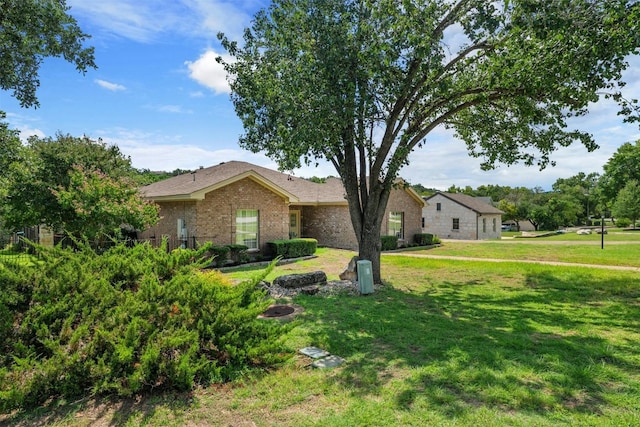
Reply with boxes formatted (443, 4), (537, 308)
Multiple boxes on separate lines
(357, 259), (374, 295)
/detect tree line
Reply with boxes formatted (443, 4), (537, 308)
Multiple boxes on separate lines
(411, 140), (640, 230)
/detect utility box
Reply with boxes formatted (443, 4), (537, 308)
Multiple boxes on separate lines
(357, 260), (374, 295)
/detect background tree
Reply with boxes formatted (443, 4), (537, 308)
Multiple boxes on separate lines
(0, 134), (157, 240)
(0, 0), (95, 108)
(552, 172), (600, 225)
(599, 140), (640, 204)
(220, 0), (640, 282)
(611, 180), (640, 228)
(53, 165), (159, 239)
(0, 114), (23, 200)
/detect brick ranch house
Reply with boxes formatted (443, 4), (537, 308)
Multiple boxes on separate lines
(422, 192), (504, 240)
(139, 161), (425, 254)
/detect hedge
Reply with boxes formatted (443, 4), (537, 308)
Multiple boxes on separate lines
(413, 233), (434, 246)
(381, 235), (398, 251)
(267, 238), (317, 259)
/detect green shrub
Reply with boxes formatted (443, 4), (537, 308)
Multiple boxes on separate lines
(226, 244), (249, 264)
(381, 235), (398, 251)
(432, 235), (441, 244)
(267, 238), (317, 259)
(615, 218), (631, 228)
(210, 245), (231, 267)
(413, 233), (434, 246)
(0, 239), (289, 411)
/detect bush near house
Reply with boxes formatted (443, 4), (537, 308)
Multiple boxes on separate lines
(0, 240), (289, 411)
(267, 238), (317, 259)
(209, 244), (250, 267)
(413, 233), (434, 246)
(381, 235), (398, 251)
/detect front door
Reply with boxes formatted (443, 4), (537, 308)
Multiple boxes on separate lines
(289, 211), (300, 239)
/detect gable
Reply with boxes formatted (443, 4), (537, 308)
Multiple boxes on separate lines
(424, 192), (502, 215)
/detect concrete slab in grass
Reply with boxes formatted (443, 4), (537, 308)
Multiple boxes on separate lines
(311, 355), (345, 369)
(299, 346), (330, 359)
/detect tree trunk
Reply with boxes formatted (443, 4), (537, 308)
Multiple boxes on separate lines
(357, 216), (383, 284)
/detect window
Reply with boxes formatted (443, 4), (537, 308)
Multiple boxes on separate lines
(421, 217), (425, 228)
(483, 218), (487, 233)
(436, 202), (442, 211)
(389, 212), (403, 238)
(452, 218), (460, 231)
(492, 218), (496, 232)
(236, 209), (259, 249)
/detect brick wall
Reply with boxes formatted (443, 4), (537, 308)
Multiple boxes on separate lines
(138, 201), (197, 247)
(195, 178), (289, 252)
(301, 204), (358, 249)
(299, 187), (423, 249)
(383, 188), (423, 243)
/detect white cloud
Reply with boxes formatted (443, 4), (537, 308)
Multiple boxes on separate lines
(95, 79), (126, 91)
(153, 105), (192, 114)
(188, 0), (255, 41)
(16, 125), (46, 142)
(185, 50), (232, 94)
(68, 0), (189, 43)
(68, 0), (258, 43)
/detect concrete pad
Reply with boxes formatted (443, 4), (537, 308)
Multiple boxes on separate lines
(311, 355), (345, 369)
(299, 346), (330, 359)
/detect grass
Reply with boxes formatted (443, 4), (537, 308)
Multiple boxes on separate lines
(401, 237), (640, 267)
(0, 249), (39, 267)
(3, 244), (640, 426)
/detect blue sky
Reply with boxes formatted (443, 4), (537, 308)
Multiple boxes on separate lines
(1, 0), (639, 191)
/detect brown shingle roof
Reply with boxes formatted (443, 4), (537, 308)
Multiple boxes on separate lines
(141, 161), (348, 204)
(425, 192), (504, 214)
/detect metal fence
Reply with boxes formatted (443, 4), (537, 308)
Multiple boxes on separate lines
(138, 235), (223, 252)
(0, 229), (40, 265)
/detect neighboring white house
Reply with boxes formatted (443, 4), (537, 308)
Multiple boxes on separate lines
(423, 192), (504, 240)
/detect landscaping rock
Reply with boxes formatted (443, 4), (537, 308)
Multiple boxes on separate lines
(300, 285), (320, 295)
(273, 271), (327, 289)
(339, 256), (359, 282)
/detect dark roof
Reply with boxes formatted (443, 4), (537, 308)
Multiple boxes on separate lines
(141, 160), (424, 206)
(424, 192), (503, 214)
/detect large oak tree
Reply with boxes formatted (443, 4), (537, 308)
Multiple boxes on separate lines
(220, 0), (640, 282)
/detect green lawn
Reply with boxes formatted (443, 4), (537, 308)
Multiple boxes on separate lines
(0, 249), (38, 267)
(404, 238), (640, 267)
(4, 245), (640, 426)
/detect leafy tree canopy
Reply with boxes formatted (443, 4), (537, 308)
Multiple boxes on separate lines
(599, 140), (640, 202)
(612, 179), (640, 227)
(0, 134), (158, 239)
(0, 0), (96, 108)
(220, 0), (640, 281)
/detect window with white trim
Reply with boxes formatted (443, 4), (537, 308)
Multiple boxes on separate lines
(389, 211), (404, 238)
(236, 209), (259, 249)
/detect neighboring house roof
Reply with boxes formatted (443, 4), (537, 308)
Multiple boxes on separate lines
(424, 192), (504, 215)
(141, 160), (424, 206)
